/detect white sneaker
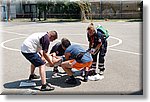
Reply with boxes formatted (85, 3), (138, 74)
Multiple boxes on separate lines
(95, 74), (104, 80)
(99, 71), (104, 75)
(52, 73), (61, 78)
(88, 75), (96, 81)
(88, 74), (104, 81)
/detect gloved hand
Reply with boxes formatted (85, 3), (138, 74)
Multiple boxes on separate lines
(89, 48), (95, 54)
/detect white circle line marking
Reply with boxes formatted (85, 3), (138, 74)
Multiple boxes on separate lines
(0, 30), (141, 55)
(0, 30), (28, 37)
(0, 37), (26, 52)
(108, 48), (142, 56)
(108, 36), (123, 48)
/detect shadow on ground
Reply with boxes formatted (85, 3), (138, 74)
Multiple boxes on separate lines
(126, 19), (143, 22)
(3, 71), (82, 91)
(31, 19), (81, 23)
(128, 90), (143, 95)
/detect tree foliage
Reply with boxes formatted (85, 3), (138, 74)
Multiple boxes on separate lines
(77, 1), (91, 21)
(36, 1), (91, 21)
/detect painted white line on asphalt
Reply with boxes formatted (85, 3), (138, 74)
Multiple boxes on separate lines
(0, 29), (86, 36)
(0, 30), (141, 55)
(0, 30), (28, 36)
(108, 48), (142, 56)
(72, 41), (141, 56)
(0, 37), (26, 52)
(108, 36), (123, 48)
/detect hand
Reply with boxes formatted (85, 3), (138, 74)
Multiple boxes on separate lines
(45, 62), (54, 67)
(89, 48), (95, 54)
(51, 52), (56, 57)
(41, 56), (46, 63)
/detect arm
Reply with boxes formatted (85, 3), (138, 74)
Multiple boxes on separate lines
(92, 32), (103, 54)
(50, 52), (57, 57)
(93, 42), (102, 55)
(39, 50), (46, 62)
(39, 35), (54, 66)
(43, 50), (54, 67)
(64, 52), (71, 61)
(90, 37), (102, 55)
(89, 42), (91, 49)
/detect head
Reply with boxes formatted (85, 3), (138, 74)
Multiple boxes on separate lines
(87, 23), (95, 36)
(61, 38), (71, 50)
(48, 31), (58, 42)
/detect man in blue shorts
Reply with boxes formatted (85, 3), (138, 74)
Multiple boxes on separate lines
(21, 31), (58, 91)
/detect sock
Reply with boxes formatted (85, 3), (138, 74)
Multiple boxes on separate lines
(84, 71), (88, 77)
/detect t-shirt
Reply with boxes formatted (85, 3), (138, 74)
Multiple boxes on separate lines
(21, 32), (50, 53)
(87, 30), (105, 48)
(65, 44), (93, 63)
(50, 42), (65, 56)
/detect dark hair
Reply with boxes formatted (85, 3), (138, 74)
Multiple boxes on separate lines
(50, 31), (58, 39)
(90, 23), (94, 26)
(61, 38), (71, 48)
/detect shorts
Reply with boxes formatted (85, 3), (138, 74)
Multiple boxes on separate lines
(21, 52), (45, 67)
(69, 59), (92, 70)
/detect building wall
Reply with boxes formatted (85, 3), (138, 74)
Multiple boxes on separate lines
(1, 0), (142, 20)
(90, 0), (142, 19)
(1, 0), (16, 20)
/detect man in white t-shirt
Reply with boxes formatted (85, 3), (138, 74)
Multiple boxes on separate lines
(21, 31), (58, 91)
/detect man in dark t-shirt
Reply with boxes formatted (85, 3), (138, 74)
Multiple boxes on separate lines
(21, 31), (58, 91)
(50, 42), (65, 76)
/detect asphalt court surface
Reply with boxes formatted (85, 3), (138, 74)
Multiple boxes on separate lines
(0, 21), (143, 95)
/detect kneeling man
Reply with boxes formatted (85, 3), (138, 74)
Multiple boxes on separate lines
(60, 38), (93, 84)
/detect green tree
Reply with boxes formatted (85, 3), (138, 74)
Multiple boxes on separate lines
(47, 2), (55, 18)
(37, 1), (49, 21)
(77, 1), (91, 21)
(67, 2), (80, 19)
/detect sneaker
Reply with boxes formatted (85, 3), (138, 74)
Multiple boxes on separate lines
(99, 70), (104, 75)
(29, 74), (40, 80)
(99, 68), (105, 75)
(65, 78), (77, 85)
(95, 74), (104, 80)
(88, 75), (96, 81)
(40, 83), (55, 91)
(52, 73), (62, 78)
(88, 74), (104, 81)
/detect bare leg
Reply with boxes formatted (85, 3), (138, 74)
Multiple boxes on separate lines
(52, 56), (62, 63)
(63, 67), (73, 76)
(39, 64), (55, 91)
(29, 64), (40, 80)
(39, 65), (46, 85)
(31, 64), (35, 75)
(61, 61), (77, 84)
(61, 61), (73, 76)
